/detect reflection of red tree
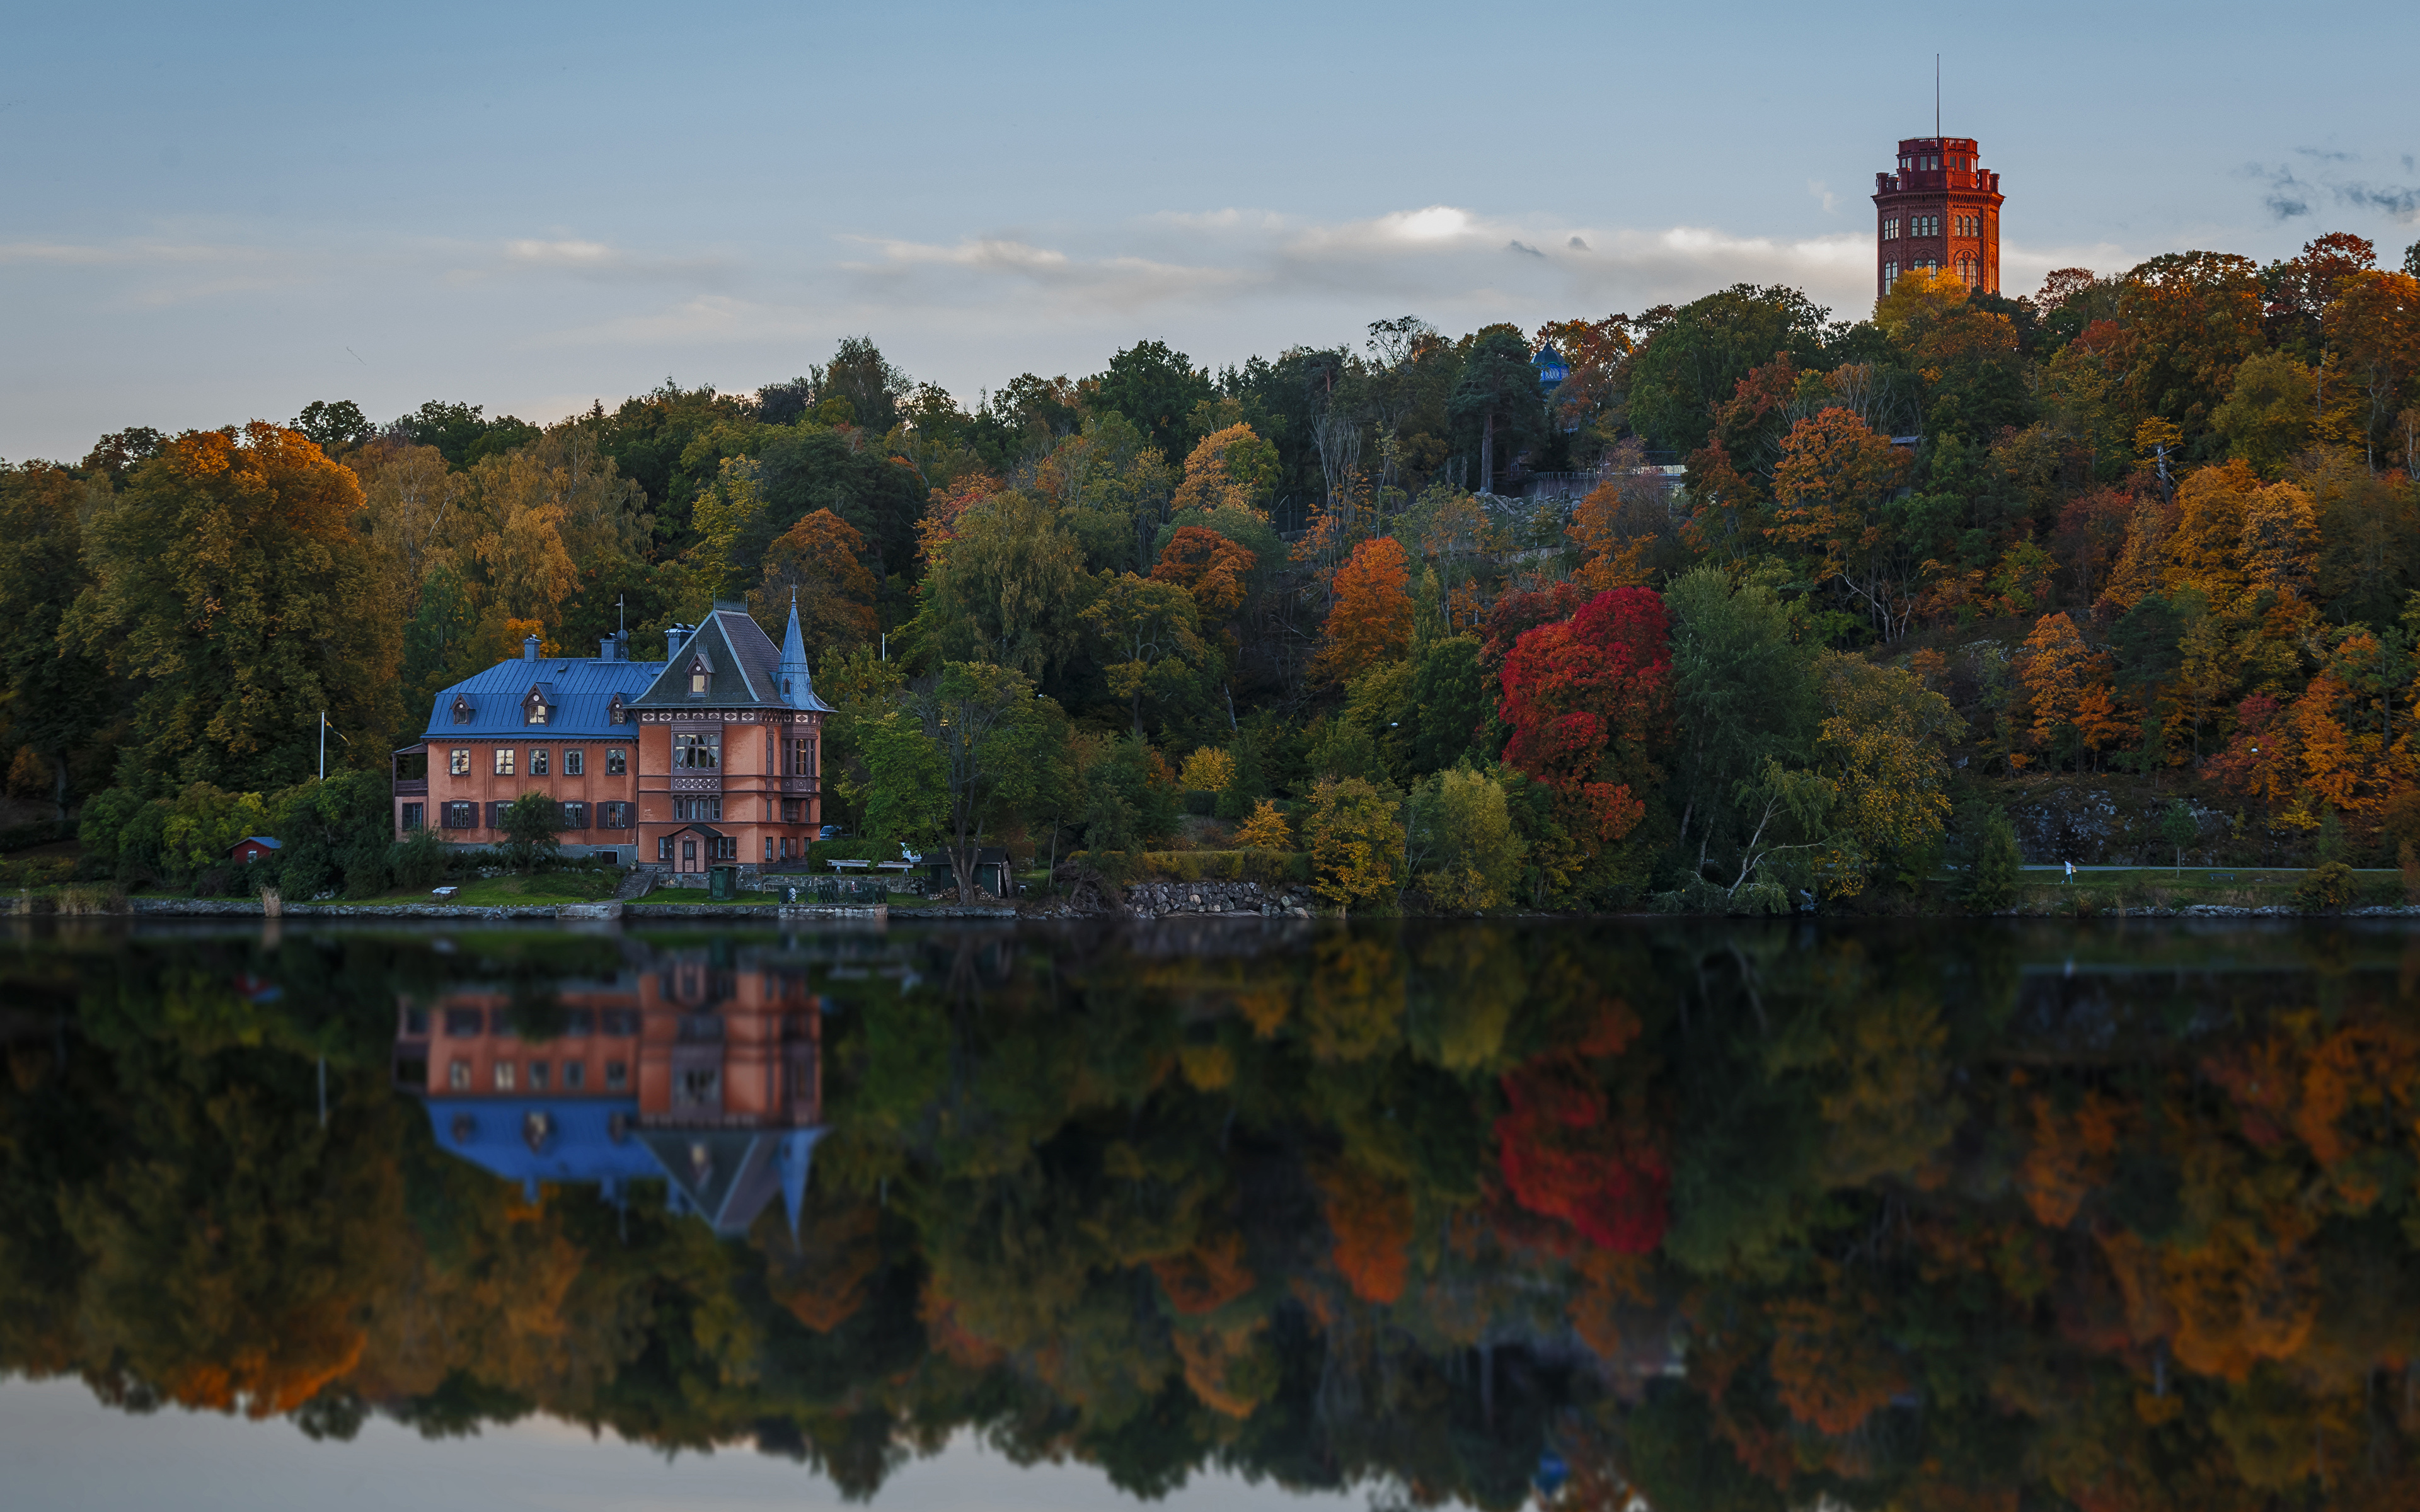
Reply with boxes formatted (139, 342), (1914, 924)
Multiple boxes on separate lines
(1494, 1007), (1668, 1252)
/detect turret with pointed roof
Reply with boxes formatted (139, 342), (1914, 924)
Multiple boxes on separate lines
(776, 590), (835, 713)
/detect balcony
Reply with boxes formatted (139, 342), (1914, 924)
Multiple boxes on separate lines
(395, 779), (429, 796)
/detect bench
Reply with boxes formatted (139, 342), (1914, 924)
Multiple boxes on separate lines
(827, 858), (871, 871)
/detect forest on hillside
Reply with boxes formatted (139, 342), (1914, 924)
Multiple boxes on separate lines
(4, 233), (2420, 909)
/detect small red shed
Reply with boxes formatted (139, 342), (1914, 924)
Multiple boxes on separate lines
(231, 835), (282, 865)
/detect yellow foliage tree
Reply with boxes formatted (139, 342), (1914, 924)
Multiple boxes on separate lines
(1178, 745), (1236, 793)
(1172, 423), (1279, 518)
(1303, 777), (1400, 906)
(1232, 798), (1293, 850)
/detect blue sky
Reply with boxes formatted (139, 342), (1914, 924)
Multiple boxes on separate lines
(4, 1), (2416, 461)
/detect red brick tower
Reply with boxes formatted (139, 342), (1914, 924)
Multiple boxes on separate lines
(1874, 137), (2003, 300)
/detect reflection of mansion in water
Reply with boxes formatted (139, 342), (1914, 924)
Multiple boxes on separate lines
(393, 950), (824, 1236)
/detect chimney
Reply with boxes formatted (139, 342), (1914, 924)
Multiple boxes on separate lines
(522, 634), (541, 663)
(666, 624), (688, 659)
(598, 635), (620, 662)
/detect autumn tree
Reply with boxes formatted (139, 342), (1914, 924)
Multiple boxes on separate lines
(1497, 588), (1672, 876)
(1767, 408), (1920, 639)
(68, 423), (402, 793)
(1312, 536), (1414, 685)
(747, 508), (879, 652)
(1813, 653), (1964, 881)
(2116, 251), (2266, 445)
(2327, 270), (2420, 469)
(1303, 776), (1401, 907)
(1407, 766), (1524, 911)
(1170, 424), (1279, 518)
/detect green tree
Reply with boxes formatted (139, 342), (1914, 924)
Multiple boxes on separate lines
(1081, 573), (1214, 736)
(1625, 284), (1832, 454)
(910, 493), (1092, 684)
(1961, 808), (2022, 912)
(2116, 251), (2266, 449)
(906, 662), (1065, 897)
(0, 464), (111, 816)
(1409, 635), (1488, 776)
(2160, 798), (2199, 871)
(1448, 326), (1542, 493)
(497, 791), (562, 874)
(858, 709), (949, 847)
(1090, 341), (1216, 465)
(1662, 566), (1818, 878)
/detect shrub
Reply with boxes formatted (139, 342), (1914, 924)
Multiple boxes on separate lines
(2294, 860), (2360, 912)
(1139, 849), (1310, 885)
(391, 828), (449, 891)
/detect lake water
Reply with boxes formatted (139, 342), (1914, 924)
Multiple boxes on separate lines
(4, 915), (2417, 1509)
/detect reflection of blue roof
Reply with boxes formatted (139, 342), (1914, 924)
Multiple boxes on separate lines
(423, 1097), (662, 1200)
(422, 655), (667, 740)
(419, 1096), (822, 1237)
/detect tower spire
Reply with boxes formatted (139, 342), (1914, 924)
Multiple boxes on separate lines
(776, 587), (825, 709)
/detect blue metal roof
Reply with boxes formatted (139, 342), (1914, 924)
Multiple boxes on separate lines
(422, 654), (667, 740)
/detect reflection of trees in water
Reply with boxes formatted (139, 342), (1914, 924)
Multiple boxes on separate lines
(13, 920), (2420, 1506)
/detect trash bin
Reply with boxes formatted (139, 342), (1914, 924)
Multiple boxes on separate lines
(709, 866), (737, 901)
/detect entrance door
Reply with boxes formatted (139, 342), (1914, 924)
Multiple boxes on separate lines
(680, 839), (699, 873)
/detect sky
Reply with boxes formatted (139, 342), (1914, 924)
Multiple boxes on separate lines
(3, 1), (2417, 461)
(0, 1377), (1359, 1511)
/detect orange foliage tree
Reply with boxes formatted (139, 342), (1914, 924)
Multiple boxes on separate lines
(748, 508), (879, 651)
(1315, 1161), (1413, 1303)
(1767, 407), (1921, 639)
(1311, 536), (1413, 684)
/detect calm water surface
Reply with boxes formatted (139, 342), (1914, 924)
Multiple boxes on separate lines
(4, 916), (2417, 1510)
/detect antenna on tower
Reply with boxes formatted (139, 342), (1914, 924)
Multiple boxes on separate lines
(1935, 54), (1941, 140)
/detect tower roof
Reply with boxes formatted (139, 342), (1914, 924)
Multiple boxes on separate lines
(633, 604), (785, 707)
(776, 590), (836, 712)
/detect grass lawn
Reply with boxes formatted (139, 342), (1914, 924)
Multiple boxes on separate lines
(2008, 866), (2407, 912)
(382, 872), (622, 907)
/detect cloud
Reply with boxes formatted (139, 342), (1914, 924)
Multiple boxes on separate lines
(835, 205), (1891, 331)
(451, 236), (732, 287)
(2244, 156), (2420, 224)
(1807, 178), (1841, 214)
(506, 238), (616, 265)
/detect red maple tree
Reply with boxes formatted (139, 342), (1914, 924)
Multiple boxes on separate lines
(1495, 587), (1673, 845)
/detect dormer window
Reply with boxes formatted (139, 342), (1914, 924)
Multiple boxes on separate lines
(608, 693), (626, 725)
(451, 695), (473, 725)
(689, 669), (708, 696)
